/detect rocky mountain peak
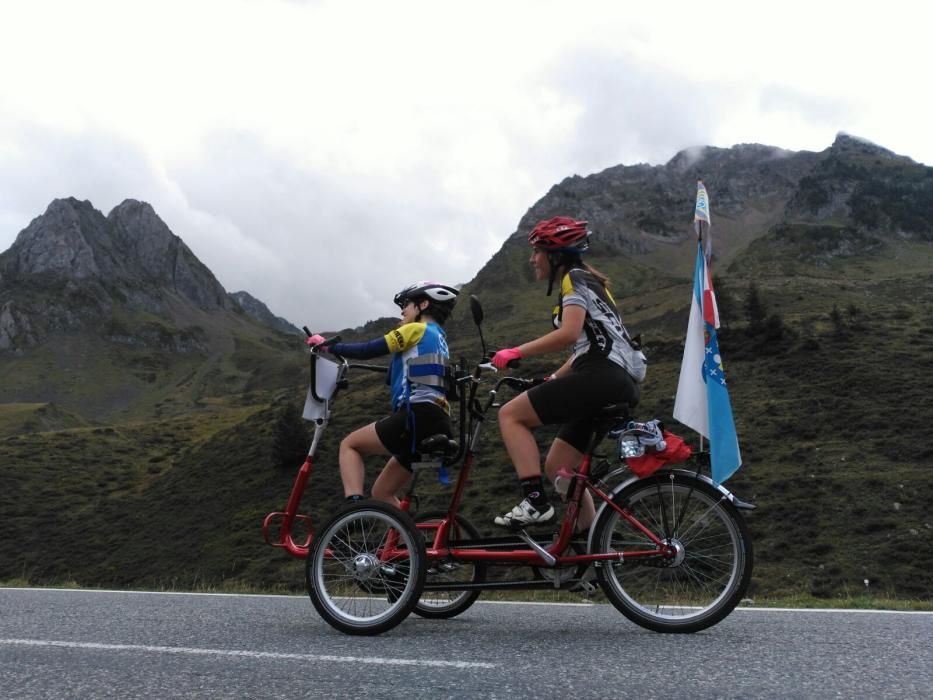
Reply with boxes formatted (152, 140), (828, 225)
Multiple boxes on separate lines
(0, 197), (232, 312)
(0, 197), (300, 353)
(829, 132), (901, 160)
(230, 291), (301, 335)
(106, 199), (231, 310)
(2, 198), (108, 279)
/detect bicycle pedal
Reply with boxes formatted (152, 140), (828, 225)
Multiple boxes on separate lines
(426, 562), (459, 575)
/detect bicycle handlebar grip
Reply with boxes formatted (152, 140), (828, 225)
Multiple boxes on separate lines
(302, 326), (312, 337)
(482, 353), (522, 371)
(322, 335), (342, 347)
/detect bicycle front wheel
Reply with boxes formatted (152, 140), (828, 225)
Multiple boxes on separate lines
(593, 471), (752, 633)
(306, 501), (426, 635)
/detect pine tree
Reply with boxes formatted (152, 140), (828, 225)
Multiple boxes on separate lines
(744, 283), (767, 335)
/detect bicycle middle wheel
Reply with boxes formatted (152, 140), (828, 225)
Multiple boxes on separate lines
(593, 471), (752, 633)
(414, 511), (486, 619)
(306, 501), (426, 635)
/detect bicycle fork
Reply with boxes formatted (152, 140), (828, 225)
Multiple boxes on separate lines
(262, 421), (328, 558)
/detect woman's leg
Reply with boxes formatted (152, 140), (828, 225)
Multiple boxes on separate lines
(339, 422), (389, 498)
(497, 392), (544, 479)
(544, 438), (595, 532)
(494, 393), (554, 526)
(371, 457), (411, 508)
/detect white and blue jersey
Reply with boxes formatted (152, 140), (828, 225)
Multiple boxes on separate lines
(328, 322), (450, 412)
(384, 322), (450, 411)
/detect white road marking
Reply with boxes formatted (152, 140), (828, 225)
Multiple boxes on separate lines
(4, 588), (933, 614)
(0, 638), (497, 669)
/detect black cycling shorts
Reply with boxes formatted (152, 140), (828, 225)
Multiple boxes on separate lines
(526, 358), (640, 452)
(374, 401), (453, 470)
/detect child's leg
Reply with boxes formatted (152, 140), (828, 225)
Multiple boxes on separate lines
(371, 457), (411, 508)
(339, 422), (388, 498)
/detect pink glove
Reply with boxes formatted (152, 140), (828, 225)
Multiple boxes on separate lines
(305, 334), (327, 350)
(491, 347), (523, 370)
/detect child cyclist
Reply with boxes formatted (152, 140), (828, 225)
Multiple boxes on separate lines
(490, 217), (643, 530)
(307, 282), (458, 508)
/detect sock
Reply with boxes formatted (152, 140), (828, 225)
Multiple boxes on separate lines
(520, 477), (549, 508)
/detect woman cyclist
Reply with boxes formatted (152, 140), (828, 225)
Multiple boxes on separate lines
(307, 281), (458, 508)
(490, 217), (643, 530)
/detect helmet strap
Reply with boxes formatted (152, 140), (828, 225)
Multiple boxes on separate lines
(546, 252), (562, 296)
(545, 251), (584, 295)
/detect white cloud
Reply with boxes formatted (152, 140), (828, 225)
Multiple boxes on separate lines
(2, 0), (932, 329)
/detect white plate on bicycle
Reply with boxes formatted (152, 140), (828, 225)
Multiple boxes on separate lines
(302, 354), (342, 421)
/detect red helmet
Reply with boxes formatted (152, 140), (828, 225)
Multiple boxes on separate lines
(527, 216), (590, 252)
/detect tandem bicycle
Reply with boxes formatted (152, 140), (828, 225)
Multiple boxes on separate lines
(264, 296), (754, 635)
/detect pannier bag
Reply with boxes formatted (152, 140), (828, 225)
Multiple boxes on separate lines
(613, 420), (692, 478)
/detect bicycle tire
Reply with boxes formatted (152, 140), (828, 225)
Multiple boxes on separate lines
(306, 501), (426, 635)
(413, 511), (486, 619)
(593, 471), (752, 633)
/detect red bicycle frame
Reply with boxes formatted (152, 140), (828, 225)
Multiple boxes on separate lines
(407, 402), (672, 570)
(264, 354), (676, 570)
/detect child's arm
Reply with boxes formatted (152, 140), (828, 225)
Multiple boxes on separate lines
(328, 337), (390, 359)
(328, 322), (426, 359)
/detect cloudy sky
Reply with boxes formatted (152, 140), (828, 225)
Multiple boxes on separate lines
(1, 0), (930, 330)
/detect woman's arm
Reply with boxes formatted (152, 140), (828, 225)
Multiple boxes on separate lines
(516, 304), (585, 358)
(551, 353), (576, 379)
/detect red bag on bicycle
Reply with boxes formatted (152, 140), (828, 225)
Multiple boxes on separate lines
(625, 431), (693, 478)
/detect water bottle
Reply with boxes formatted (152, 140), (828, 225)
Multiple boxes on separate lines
(619, 434), (643, 458)
(553, 467), (576, 498)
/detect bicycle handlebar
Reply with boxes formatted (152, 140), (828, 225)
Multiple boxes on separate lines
(349, 362), (388, 374)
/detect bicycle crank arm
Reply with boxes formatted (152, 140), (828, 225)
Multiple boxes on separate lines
(518, 530), (557, 566)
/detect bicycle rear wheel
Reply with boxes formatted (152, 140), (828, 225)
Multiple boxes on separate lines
(593, 471), (752, 633)
(413, 511), (486, 619)
(306, 501), (426, 635)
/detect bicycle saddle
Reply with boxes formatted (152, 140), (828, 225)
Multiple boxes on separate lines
(417, 433), (459, 456)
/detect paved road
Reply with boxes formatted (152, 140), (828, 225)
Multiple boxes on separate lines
(2, 588), (931, 699)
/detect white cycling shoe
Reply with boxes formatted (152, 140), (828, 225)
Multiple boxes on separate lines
(494, 498), (555, 527)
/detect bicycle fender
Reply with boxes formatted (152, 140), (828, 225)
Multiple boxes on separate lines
(587, 468), (755, 554)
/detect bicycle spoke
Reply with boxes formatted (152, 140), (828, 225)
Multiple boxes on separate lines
(307, 504), (426, 634)
(594, 474), (752, 632)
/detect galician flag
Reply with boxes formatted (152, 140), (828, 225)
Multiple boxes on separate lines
(673, 181), (741, 485)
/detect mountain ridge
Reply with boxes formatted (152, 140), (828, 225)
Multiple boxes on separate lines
(2, 134), (932, 602)
(0, 197), (301, 349)
(0, 198), (303, 419)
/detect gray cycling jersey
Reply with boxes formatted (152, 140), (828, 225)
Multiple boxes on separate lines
(552, 267), (638, 374)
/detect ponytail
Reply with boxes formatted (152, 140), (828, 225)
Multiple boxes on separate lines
(581, 262), (610, 289)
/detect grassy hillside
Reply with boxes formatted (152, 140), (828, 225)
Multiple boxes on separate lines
(0, 297), (304, 423)
(3, 236), (932, 601)
(0, 403), (89, 435)
(3, 141), (933, 602)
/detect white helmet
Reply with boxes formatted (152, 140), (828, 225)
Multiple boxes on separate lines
(393, 281), (459, 322)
